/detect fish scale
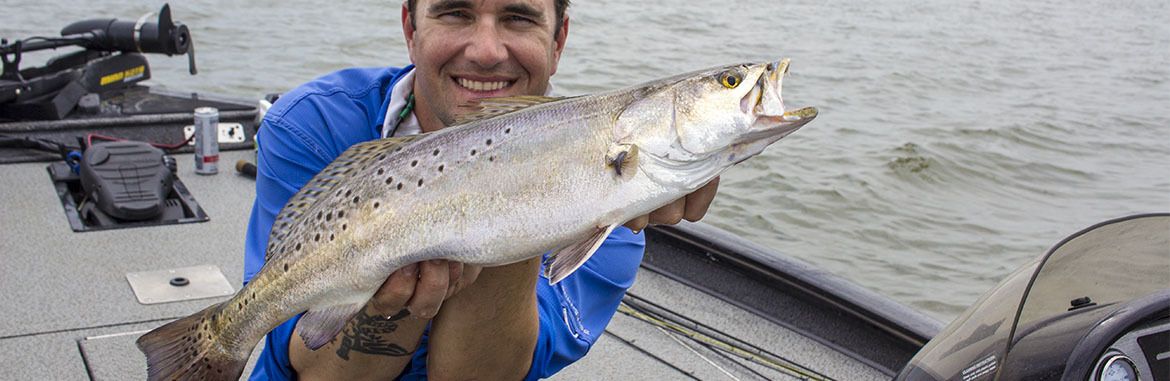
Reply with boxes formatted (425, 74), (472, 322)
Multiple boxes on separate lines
(136, 59), (817, 381)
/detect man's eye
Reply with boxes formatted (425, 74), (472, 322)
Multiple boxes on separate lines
(503, 15), (538, 25)
(437, 10), (472, 21)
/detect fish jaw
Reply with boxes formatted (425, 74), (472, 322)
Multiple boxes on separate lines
(729, 58), (818, 162)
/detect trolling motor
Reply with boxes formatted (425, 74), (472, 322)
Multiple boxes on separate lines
(0, 4), (196, 120)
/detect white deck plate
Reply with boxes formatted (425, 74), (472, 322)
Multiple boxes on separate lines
(183, 123), (247, 144)
(125, 265), (235, 305)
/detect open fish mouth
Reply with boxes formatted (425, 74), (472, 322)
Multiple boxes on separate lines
(739, 58), (818, 143)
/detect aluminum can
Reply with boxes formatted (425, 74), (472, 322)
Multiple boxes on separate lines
(193, 107), (220, 175)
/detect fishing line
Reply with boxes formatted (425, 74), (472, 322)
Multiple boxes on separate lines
(654, 325), (742, 381)
(700, 338), (777, 381)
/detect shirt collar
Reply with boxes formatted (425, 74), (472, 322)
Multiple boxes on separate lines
(381, 68), (559, 138)
(381, 68), (420, 138)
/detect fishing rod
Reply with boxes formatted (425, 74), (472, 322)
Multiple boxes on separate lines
(619, 291), (835, 381)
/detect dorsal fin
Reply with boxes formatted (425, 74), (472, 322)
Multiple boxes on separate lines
(264, 134), (425, 262)
(453, 95), (568, 125)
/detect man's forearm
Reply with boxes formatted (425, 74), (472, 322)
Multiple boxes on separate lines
(427, 258), (542, 380)
(290, 305), (427, 381)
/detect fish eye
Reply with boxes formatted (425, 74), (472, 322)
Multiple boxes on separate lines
(719, 72), (742, 89)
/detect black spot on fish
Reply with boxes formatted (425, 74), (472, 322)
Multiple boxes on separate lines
(353, 196), (360, 204)
(397, 183), (403, 190)
(471, 149), (477, 156)
(377, 153), (387, 161)
(326, 212), (332, 221)
(329, 234), (335, 241)
(418, 179), (424, 187)
(396, 147), (404, 152)
(342, 224), (348, 231)
(433, 149), (440, 156)
(345, 189), (353, 197)
(283, 263), (289, 271)
(373, 202), (380, 209)
(386, 176), (394, 185)
(505, 128), (512, 134)
(411, 160), (418, 167)
(295, 243), (302, 251)
(486, 139), (493, 146)
(315, 234), (321, 242)
(438, 165), (444, 172)
(338, 211), (345, 218)
(489, 156), (495, 162)
(316, 212), (322, 221)
(377, 168), (384, 175)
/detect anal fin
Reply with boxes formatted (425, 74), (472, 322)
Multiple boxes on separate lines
(298, 303), (363, 350)
(545, 224), (618, 284)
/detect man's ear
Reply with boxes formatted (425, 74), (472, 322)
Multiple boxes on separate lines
(401, 3), (416, 62)
(550, 14), (570, 76)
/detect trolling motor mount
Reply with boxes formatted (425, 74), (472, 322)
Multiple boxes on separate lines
(0, 4), (196, 120)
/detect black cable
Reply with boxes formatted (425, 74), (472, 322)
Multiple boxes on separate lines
(0, 134), (71, 153)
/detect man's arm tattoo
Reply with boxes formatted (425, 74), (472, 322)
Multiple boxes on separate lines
(335, 307), (414, 360)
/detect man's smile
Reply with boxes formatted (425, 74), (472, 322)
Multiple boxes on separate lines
(454, 76), (515, 92)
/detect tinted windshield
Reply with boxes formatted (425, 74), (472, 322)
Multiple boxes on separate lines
(898, 214), (1169, 381)
(1013, 214), (1170, 334)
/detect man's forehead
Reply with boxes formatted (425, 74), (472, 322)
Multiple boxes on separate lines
(419, 0), (555, 15)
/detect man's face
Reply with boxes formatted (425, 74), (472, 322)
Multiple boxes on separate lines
(404, 0), (568, 132)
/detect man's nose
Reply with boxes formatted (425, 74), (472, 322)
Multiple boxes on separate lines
(465, 21), (508, 68)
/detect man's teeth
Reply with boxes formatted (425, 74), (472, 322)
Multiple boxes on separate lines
(458, 78), (510, 92)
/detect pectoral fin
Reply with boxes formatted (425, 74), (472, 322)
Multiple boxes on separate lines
(298, 303), (363, 350)
(545, 224), (618, 284)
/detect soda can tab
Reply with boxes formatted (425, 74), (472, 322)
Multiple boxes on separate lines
(193, 107), (220, 175)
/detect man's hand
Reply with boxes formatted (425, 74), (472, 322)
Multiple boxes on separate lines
(624, 177), (720, 232)
(367, 260), (483, 319)
(290, 260), (482, 381)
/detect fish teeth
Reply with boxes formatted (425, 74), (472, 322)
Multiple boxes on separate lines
(458, 78), (510, 92)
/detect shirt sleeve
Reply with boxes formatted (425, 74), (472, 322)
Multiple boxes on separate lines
(527, 226), (647, 379)
(242, 80), (389, 380)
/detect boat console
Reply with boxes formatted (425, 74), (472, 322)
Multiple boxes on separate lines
(899, 214), (1169, 381)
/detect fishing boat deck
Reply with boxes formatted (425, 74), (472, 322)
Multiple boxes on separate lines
(0, 149), (941, 380)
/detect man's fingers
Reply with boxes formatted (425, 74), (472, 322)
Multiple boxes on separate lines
(368, 263), (419, 316)
(406, 260), (450, 319)
(648, 198), (686, 225)
(623, 214), (649, 233)
(445, 262), (464, 299)
(683, 177), (719, 222)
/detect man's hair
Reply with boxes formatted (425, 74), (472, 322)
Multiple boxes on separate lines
(406, 0), (570, 35)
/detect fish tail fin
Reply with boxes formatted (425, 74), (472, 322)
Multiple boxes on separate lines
(136, 303), (249, 381)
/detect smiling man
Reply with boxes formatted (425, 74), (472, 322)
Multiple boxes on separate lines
(243, 0), (719, 380)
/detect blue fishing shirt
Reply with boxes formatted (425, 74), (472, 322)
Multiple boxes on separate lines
(242, 65), (646, 380)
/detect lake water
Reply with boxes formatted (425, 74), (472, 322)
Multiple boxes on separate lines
(3, 0), (1167, 321)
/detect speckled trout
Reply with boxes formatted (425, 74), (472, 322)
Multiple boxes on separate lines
(137, 59), (817, 380)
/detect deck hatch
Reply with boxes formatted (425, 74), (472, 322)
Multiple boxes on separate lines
(125, 265), (234, 305)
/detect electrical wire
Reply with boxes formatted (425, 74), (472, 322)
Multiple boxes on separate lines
(85, 133), (192, 150)
(0, 134), (71, 153)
